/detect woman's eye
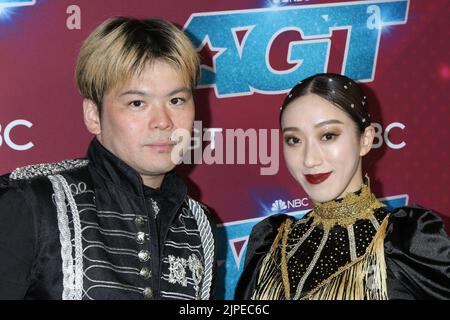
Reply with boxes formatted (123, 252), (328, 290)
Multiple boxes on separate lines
(129, 100), (144, 108)
(285, 136), (301, 145)
(170, 97), (185, 106)
(322, 133), (338, 141)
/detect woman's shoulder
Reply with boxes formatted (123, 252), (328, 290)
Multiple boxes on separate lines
(235, 213), (300, 299)
(243, 214), (296, 257)
(248, 213), (311, 243)
(251, 213), (294, 234)
(385, 204), (449, 255)
(386, 205), (448, 238)
(245, 213), (309, 258)
(384, 205), (450, 299)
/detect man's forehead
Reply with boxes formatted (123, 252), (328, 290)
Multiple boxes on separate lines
(107, 59), (184, 90)
(117, 87), (191, 97)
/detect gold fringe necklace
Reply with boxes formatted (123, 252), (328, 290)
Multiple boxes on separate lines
(252, 179), (390, 300)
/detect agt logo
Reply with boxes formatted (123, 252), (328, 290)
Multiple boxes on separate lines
(184, 0), (410, 97)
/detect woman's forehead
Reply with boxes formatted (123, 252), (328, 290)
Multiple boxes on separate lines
(281, 94), (351, 125)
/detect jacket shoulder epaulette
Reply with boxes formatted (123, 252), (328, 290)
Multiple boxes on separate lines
(9, 159), (89, 181)
(186, 196), (210, 213)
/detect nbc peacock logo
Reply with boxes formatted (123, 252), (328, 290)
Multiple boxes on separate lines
(271, 199), (287, 212)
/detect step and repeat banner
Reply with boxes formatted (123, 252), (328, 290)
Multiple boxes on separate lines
(0, 0), (448, 299)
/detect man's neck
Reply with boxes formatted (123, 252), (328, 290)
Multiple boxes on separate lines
(141, 174), (165, 189)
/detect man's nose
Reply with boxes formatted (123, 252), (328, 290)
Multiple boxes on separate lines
(150, 104), (173, 130)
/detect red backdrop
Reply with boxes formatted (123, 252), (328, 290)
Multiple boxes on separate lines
(0, 0), (448, 298)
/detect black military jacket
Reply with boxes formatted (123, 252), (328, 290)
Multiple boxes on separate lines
(0, 139), (216, 300)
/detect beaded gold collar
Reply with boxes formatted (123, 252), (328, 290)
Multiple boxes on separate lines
(310, 179), (385, 231)
(251, 178), (390, 300)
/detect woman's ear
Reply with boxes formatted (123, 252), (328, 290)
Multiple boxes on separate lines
(360, 125), (375, 156)
(83, 99), (101, 135)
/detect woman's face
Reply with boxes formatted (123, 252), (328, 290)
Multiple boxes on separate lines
(281, 94), (373, 203)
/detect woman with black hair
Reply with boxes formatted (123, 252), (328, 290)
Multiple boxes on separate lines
(235, 73), (450, 300)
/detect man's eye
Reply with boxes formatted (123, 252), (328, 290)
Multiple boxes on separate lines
(129, 100), (144, 108)
(170, 97), (185, 106)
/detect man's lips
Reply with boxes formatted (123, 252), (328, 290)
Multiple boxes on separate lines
(304, 172), (332, 184)
(144, 141), (176, 152)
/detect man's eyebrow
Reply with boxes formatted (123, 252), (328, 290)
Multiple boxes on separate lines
(118, 87), (192, 98)
(119, 90), (149, 97)
(166, 87), (192, 97)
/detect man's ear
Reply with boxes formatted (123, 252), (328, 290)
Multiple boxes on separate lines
(83, 99), (101, 135)
(360, 125), (375, 156)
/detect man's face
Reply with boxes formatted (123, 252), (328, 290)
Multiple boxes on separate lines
(84, 60), (195, 187)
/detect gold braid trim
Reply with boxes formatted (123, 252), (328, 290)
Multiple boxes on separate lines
(300, 215), (390, 300)
(310, 179), (385, 231)
(281, 219), (293, 299)
(251, 219), (290, 300)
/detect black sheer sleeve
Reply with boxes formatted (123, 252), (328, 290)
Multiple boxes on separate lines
(234, 214), (290, 300)
(0, 177), (36, 299)
(384, 206), (450, 299)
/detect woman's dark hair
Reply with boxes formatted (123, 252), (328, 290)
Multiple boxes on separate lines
(279, 73), (371, 133)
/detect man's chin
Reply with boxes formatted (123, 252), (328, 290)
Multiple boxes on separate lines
(139, 165), (176, 177)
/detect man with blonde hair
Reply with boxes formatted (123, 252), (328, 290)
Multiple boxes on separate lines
(0, 17), (216, 300)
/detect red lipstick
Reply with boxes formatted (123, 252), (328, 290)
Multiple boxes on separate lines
(304, 172), (332, 185)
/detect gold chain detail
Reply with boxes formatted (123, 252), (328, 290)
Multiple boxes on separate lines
(300, 214), (390, 300)
(281, 219), (292, 299)
(310, 179), (385, 231)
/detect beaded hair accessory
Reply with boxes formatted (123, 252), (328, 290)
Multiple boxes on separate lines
(280, 76), (371, 129)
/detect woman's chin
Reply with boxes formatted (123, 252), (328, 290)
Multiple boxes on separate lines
(306, 190), (340, 204)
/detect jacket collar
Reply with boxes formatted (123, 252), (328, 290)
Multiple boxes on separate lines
(87, 138), (187, 203)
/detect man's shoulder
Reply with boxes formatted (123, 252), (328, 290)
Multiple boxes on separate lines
(183, 197), (219, 235)
(1, 158), (91, 208)
(7, 158), (89, 182)
(185, 196), (211, 214)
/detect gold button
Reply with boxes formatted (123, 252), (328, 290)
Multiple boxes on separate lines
(135, 216), (146, 227)
(143, 287), (153, 299)
(139, 267), (151, 280)
(138, 250), (151, 262)
(136, 232), (146, 244)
